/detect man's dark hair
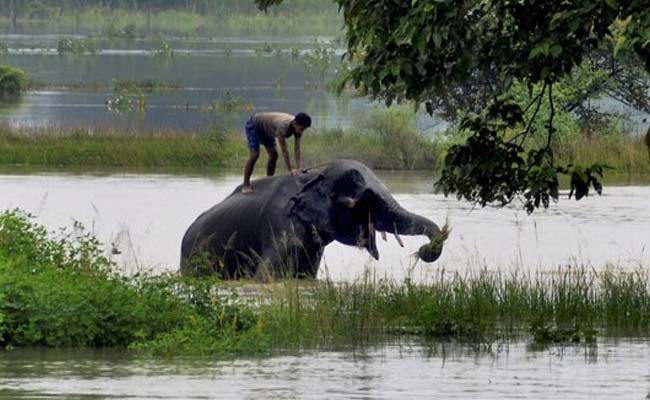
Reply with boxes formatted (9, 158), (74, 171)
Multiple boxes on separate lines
(294, 112), (312, 128)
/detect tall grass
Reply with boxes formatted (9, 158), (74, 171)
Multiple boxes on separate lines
(556, 131), (649, 174)
(0, 8), (342, 37)
(0, 107), (647, 174)
(0, 127), (246, 168)
(258, 265), (650, 350)
(1, 209), (650, 356)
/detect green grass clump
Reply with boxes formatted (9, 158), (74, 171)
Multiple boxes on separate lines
(2, 209), (650, 356)
(2, 7), (342, 37)
(0, 209), (266, 355)
(0, 128), (247, 169)
(259, 266), (650, 349)
(0, 102), (647, 175)
(304, 106), (442, 170)
(0, 65), (29, 96)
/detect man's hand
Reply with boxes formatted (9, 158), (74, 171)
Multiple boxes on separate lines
(289, 169), (300, 176)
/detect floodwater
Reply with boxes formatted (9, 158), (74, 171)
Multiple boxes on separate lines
(1, 31), (647, 136)
(0, 31), (383, 132)
(2, 338), (650, 399)
(0, 171), (648, 281)
(2, 26), (650, 397)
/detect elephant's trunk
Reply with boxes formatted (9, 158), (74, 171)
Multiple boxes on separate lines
(377, 197), (444, 263)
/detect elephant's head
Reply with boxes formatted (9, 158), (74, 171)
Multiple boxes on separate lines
(288, 159), (444, 262)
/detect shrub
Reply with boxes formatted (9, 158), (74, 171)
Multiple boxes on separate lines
(0, 65), (29, 96)
(0, 210), (265, 354)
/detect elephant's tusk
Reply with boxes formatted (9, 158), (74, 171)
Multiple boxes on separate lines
(341, 196), (356, 208)
(393, 223), (404, 247)
(380, 230), (387, 241)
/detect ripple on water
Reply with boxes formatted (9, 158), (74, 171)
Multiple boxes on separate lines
(1, 339), (649, 399)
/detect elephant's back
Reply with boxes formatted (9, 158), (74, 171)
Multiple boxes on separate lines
(180, 173), (315, 267)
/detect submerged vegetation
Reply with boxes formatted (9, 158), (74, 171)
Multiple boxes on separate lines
(56, 38), (98, 55)
(1, 209), (649, 356)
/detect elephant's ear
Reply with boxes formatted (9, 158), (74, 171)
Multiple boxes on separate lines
(287, 174), (334, 233)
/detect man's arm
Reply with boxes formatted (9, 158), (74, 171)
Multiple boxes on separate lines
(294, 135), (302, 170)
(277, 135), (293, 172)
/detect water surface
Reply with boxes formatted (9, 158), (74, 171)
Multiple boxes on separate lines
(1, 339), (649, 399)
(0, 171), (648, 281)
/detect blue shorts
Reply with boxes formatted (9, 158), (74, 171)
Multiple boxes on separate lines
(245, 116), (276, 151)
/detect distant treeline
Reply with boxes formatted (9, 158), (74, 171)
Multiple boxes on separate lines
(0, 0), (333, 18)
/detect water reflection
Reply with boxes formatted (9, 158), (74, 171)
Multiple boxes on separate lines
(1, 338), (649, 399)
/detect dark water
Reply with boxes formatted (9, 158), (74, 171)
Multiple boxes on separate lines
(2, 339), (650, 399)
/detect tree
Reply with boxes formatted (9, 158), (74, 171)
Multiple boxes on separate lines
(258, 0), (650, 213)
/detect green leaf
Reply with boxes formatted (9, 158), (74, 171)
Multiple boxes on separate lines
(604, 0), (618, 10)
(550, 45), (562, 57)
(529, 46), (544, 60)
(432, 32), (442, 48)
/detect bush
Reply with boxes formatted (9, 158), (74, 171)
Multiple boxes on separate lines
(0, 65), (29, 96)
(358, 105), (439, 169)
(0, 210), (266, 354)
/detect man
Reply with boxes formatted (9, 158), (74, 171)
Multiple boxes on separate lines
(242, 111), (312, 194)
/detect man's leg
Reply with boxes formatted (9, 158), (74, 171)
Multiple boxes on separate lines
(266, 145), (278, 176)
(243, 150), (259, 194)
(243, 116), (260, 194)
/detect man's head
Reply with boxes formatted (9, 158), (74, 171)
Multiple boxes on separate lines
(291, 112), (312, 136)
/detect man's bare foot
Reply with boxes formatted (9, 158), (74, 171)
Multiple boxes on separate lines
(242, 185), (253, 194)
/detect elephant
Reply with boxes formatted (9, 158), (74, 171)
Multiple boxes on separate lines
(180, 159), (444, 280)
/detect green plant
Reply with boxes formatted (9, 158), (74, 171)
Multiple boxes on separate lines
(57, 38), (98, 55)
(0, 65), (28, 96)
(154, 39), (174, 58)
(0, 210), (266, 353)
(358, 105), (438, 169)
(257, 0), (650, 213)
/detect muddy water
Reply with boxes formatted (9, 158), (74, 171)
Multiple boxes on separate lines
(1, 338), (650, 399)
(0, 171), (648, 281)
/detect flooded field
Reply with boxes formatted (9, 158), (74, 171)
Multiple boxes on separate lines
(2, 338), (650, 399)
(0, 32), (380, 132)
(0, 171), (648, 281)
(2, 15), (650, 398)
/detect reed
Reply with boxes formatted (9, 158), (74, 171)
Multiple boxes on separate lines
(2, 209), (650, 356)
(0, 109), (647, 174)
(0, 127), (246, 168)
(0, 8), (342, 37)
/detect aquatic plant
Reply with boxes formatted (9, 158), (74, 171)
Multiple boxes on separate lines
(302, 38), (336, 84)
(106, 23), (137, 39)
(254, 43), (273, 57)
(111, 79), (179, 94)
(0, 65), (28, 96)
(2, 209), (650, 355)
(56, 38), (99, 56)
(154, 39), (174, 58)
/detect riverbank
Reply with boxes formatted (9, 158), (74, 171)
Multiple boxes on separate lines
(1, 209), (649, 356)
(0, 6), (342, 37)
(0, 121), (647, 174)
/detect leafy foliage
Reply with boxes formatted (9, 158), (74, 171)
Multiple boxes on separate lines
(258, 0), (650, 212)
(0, 210), (264, 353)
(0, 65), (28, 96)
